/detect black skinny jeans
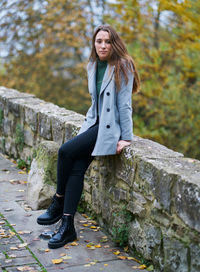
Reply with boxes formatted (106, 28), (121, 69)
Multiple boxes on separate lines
(56, 122), (99, 215)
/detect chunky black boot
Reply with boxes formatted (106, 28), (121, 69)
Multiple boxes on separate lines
(37, 194), (63, 225)
(48, 215), (77, 249)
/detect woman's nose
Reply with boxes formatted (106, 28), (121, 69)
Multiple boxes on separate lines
(101, 42), (106, 48)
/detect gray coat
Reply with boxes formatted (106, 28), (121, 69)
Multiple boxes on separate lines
(78, 61), (134, 156)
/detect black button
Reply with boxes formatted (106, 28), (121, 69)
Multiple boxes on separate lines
(85, 118), (87, 121)
(107, 108), (110, 112)
(106, 92), (110, 96)
(106, 125), (110, 128)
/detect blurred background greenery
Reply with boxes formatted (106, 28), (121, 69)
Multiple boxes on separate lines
(0, 0), (199, 159)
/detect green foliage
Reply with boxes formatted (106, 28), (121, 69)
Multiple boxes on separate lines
(15, 123), (24, 152)
(16, 158), (31, 172)
(111, 206), (133, 247)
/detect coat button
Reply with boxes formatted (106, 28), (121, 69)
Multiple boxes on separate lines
(107, 108), (110, 112)
(106, 125), (110, 128)
(85, 118), (87, 121)
(106, 92), (110, 96)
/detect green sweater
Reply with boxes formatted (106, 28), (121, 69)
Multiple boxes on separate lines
(96, 59), (107, 115)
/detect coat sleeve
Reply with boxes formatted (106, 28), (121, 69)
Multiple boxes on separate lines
(116, 68), (134, 141)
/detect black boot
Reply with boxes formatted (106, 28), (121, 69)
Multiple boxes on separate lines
(48, 215), (77, 249)
(37, 194), (63, 225)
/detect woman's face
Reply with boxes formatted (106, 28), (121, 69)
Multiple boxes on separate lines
(95, 30), (112, 61)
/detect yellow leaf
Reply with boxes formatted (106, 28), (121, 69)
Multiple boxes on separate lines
(82, 214), (89, 218)
(84, 264), (91, 267)
(132, 264), (147, 270)
(90, 226), (97, 229)
(52, 258), (63, 264)
(138, 265), (147, 269)
(113, 250), (120, 255)
(95, 244), (101, 248)
(104, 264), (108, 266)
(118, 256), (127, 260)
(128, 257), (141, 263)
(70, 241), (79, 246)
(83, 224), (89, 227)
(18, 171), (26, 174)
(45, 249), (50, 252)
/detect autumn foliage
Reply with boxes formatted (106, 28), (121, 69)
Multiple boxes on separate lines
(0, 0), (199, 159)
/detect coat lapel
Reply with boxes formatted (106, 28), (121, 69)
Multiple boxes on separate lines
(99, 64), (115, 96)
(87, 62), (97, 100)
(87, 61), (115, 98)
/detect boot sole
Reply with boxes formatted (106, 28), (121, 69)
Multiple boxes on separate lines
(37, 214), (62, 225)
(48, 233), (77, 249)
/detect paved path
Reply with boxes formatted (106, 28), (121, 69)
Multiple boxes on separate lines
(0, 153), (148, 272)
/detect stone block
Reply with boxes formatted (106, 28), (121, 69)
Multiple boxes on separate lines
(129, 220), (161, 260)
(163, 237), (189, 272)
(190, 243), (200, 272)
(127, 201), (146, 217)
(173, 177), (200, 232)
(26, 140), (59, 210)
(38, 113), (52, 140)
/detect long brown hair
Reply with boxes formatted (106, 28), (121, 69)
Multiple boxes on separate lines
(89, 25), (140, 93)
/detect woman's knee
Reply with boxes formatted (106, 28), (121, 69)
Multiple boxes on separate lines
(58, 143), (70, 158)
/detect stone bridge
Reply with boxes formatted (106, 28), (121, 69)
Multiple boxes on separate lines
(0, 86), (200, 272)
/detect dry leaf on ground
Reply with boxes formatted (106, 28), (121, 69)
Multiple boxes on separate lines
(52, 258), (63, 264)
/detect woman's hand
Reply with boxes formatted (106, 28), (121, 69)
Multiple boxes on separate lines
(116, 140), (131, 154)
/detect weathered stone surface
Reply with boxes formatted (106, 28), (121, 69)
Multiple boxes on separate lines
(129, 220), (161, 260)
(163, 237), (189, 272)
(190, 243), (200, 272)
(26, 141), (59, 210)
(1, 86), (200, 272)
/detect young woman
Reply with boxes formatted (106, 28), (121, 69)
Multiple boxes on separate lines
(37, 25), (140, 249)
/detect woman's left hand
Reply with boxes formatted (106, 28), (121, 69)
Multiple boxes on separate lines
(116, 140), (131, 154)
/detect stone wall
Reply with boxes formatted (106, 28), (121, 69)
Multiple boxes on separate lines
(0, 86), (200, 272)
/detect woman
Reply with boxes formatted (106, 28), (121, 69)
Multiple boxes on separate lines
(37, 25), (140, 249)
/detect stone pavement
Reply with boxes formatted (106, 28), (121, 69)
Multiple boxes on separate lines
(0, 153), (148, 272)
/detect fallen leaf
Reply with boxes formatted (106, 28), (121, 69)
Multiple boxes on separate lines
(104, 245), (110, 248)
(0, 221), (5, 225)
(84, 264), (91, 267)
(132, 264), (147, 270)
(124, 246), (129, 252)
(82, 214), (89, 218)
(18, 171), (26, 174)
(95, 244), (101, 248)
(8, 254), (17, 258)
(60, 253), (66, 257)
(17, 266), (33, 271)
(70, 241), (79, 246)
(18, 243), (28, 248)
(118, 256), (127, 260)
(83, 224), (89, 227)
(52, 258), (63, 264)
(104, 264), (108, 266)
(45, 248), (50, 252)
(5, 259), (13, 263)
(10, 224), (16, 226)
(10, 247), (18, 250)
(127, 257), (141, 263)
(79, 220), (88, 223)
(62, 255), (72, 260)
(90, 226), (97, 229)
(113, 250), (120, 255)
(4, 208), (13, 212)
(64, 245), (70, 249)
